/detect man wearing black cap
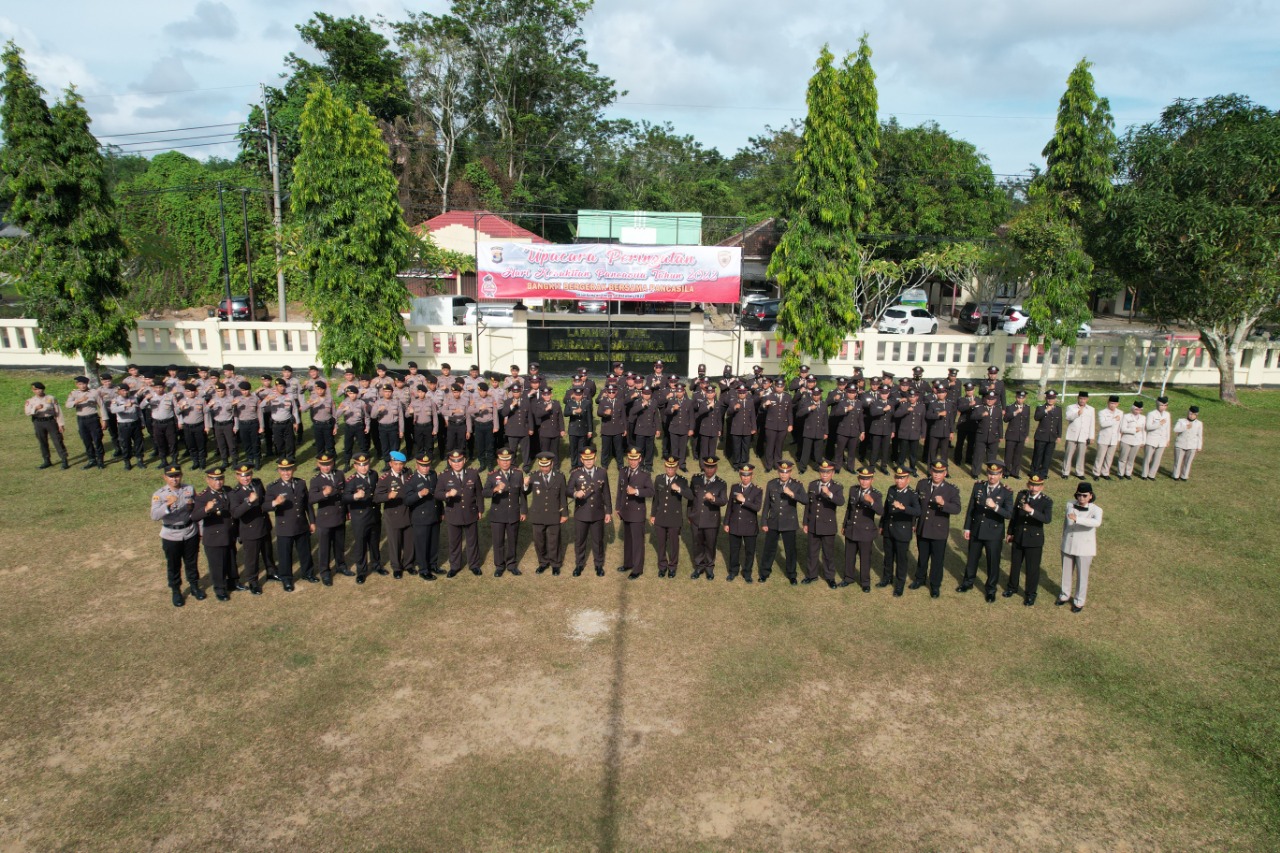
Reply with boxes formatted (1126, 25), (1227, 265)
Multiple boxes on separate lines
(893, 388), (925, 474)
(435, 450), (484, 577)
(758, 378), (792, 473)
(630, 387), (662, 472)
(151, 465), (202, 607)
(26, 382), (69, 470)
(662, 384), (694, 471)
(924, 383), (955, 467)
(693, 385), (724, 465)
(651, 456), (689, 578)
(796, 381), (828, 474)
(953, 382), (979, 468)
(266, 458), (314, 589)
(880, 467), (922, 595)
(689, 457), (728, 580)
(568, 448), (611, 576)
(982, 366), (1006, 407)
(971, 391), (1003, 479)
(1172, 406), (1203, 481)
(1002, 390), (1031, 478)
(404, 453), (442, 580)
(1006, 473), (1053, 605)
(501, 384), (533, 470)
(484, 449), (526, 576)
(1116, 401), (1147, 479)
(1142, 396), (1171, 480)
(1063, 391), (1096, 478)
(310, 455), (349, 584)
(842, 468), (881, 590)
(865, 385), (894, 474)
(234, 381), (265, 467)
(229, 464), (269, 594)
(1031, 390), (1062, 479)
(803, 460), (843, 588)
(1059, 482), (1102, 612)
(959, 462), (1013, 602)
(564, 386), (593, 470)
(344, 455), (386, 582)
(191, 467), (235, 600)
(67, 375), (108, 469)
(724, 464), (763, 582)
(725, 386), (757, 470)
(1093, 395), (1122, 479)
(760, 460), (806, 583)
(526, 453), (568, 574)
(615, 448), (653, 579)
(912, 460), (961, 597)
(304, 381), (337, 461)
(177, 382), (212, 470)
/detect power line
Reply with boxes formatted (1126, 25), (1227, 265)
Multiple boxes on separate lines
(110, 133), (241, 148)
(97, 123), (242, 139)
(112, 140), (241, 154)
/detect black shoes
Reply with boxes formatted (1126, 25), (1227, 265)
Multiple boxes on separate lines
(251, 585), (263, 595)
(956, 583), (973, 593)
(800, 577), (818, 585)
(190, 586), (207, 601)
(825, 580), (837, 589)
(356, 575), (367, 584)
(337, 567), (355, 577)
(171, 589), (185, 608)
(628, 571), (642, 580)
(508, 568), (522, 576)
(235, 584), (251, 592)
(892, 588), (903, 597)
(552, 568), (561, 576)
(216, 592), (230, 601)
(322, 577), (333, 586)
(283, 582), (295, 592)
(691, 570), (703, 580)
(1023, 597), (1035, 606)
(494, 569), (504, 578)
(304, 574), (320, 584)
(744, 576), (754, 584)
(595, 568), (605, 577)
(837, 580), (853, 588)
(985, 592), (997, 603)
(38, 462), (52, 470)
(908, 581), (924, 590)
(373, 567), (390, 576)
(1056, 597), (1070, 606)
(572, 568), (584, 577)
(1002, 588), (1017, 598)
(726, 574), (736, 582)
(446, 570), (460, 578)
(929, 590), (940, 598)
(1071, 603), (1084, 613)
(471, 568), (482, 577)
(536, 565), (549, 574)
(788, 577), (798, 586)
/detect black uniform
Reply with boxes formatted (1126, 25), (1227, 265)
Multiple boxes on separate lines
(842, 484), (881, 589)
(804, 478), (844, 584)
(567, 465), (611, 574)
(405, 469), (443, 578)
(230, 477), (270, 590)
(615, 465), (653, 576)
(435, 466), (484, 576)
(1002, 401), (1032, 478)
(342, 469), (383, 579)
(879, 485), (921, 593)
(309, 468), (348, 582)
(525, 465), (568, 572)
(191, 485), (234, 597)
(651, 470), (689, 577)
(1031, 404), (1062, 478)
(688, 472), (728, 578)
(759, 476), (807, 581)
(961, 479), (1013, 597)
(913, 477), (962, 595)
(1007, 488), (1053, 601)
(484, 466), (526, 575)
(266, 477), (314, 585)
(725, 480), (763, 580)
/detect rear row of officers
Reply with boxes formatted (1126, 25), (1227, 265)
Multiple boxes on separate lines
(34, 360), (1206, 483)
(152, 447), (1102, 614)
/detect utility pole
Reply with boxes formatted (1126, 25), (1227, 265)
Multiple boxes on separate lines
(240, 189), (255, 315)
(217, 182), (233, 314)
(262, 84), (287, 321)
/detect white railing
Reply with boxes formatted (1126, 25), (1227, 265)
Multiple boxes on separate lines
(2, 315), (1279, 388)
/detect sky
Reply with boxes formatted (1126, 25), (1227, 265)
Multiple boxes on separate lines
(2, 0), (1277, 182)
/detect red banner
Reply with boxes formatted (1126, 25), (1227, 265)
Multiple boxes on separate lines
(476, 242), (742, 303)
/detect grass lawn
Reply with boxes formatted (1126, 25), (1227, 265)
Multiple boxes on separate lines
(0, 371), (1276, 851)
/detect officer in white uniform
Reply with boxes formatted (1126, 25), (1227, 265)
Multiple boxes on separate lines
(1172, 406), (1204, 481)
(1062, 391), (1096, 478)
(1058, 481), (1103, 613)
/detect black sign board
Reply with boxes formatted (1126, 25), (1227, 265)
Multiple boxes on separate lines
(527, 322), (689, 377)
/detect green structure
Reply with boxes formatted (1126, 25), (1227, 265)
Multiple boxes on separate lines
(576, 210), (703, 245)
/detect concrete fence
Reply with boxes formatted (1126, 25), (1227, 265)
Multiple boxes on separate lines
(2, 315), (1278, 389)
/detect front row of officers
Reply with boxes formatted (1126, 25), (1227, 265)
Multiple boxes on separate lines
(152, 447), (1103, 613)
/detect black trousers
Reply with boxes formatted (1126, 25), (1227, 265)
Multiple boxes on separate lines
(972, 439), (1000, 477)
(764, 429), (787, 471)
(238, 536), (267, 587)
(834, 434), (858, 473)
(181, 424), (207, 466)
(843, 537), (872, 586)
(342, 425), (368, 463)
(271, 421), (296, 460)
(316, 524), (347, 578)
(728, 433), (751, 468)
(799, 435), (824, 472)
(963, 536), (1003, 594)
(237, 420), (261, 465)
(538, 433), (560, 468)
(386, 524), (413, 573)
(568, 433), (589, 468)
(78, 414), (105, 462)
(447, 522), (480, 574)
(33, 418), (68, 464)
(574, 519), (605, 569)
(884, 535), (912, 590)
(1008, 543), (1043, 596)
(954, 423), (976, 464)
(617, 519), (644, 573)
(696, 434), (718, 462)
(894, 438), (921, 472)
(378, 423), (400, 461)
(313, 420), (336, 458)
(806, 534), (836, 581)
(1004, 439), (1026, 477)
(152, 418), (178, 462)
(727, 533), (757, 578)
(655, 525), (681, 573)
(473, 426), (496, 468)
(601, 433), (626, 469)
(759, 528), (796, 579)
(413, 523), (441, 575)
(350, 511), (381, 574)
(633, 434), (656, 470)
(491, 520), (519, 571)
(532, 523), (561, 569)
(915, 536), (947, 592)
(277, 532), (312, 582)
(692, 526), (719, 573)
(162, 535), (200, 590)
(213, 421), (236, 463)
(1031, 440), (1054, 478)
(505, 433), (531, 467)
(118, 420), (144, 463)
(868, 433), (892, 471)
(203, 543), (232, 594)
(926, 435), (950, 468)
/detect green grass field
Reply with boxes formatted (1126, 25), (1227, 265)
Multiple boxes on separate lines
(0, 371), (1276, 851)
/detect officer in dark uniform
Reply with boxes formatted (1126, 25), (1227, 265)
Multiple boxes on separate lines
(567, 447), (611, 576)
(1006, 473), (1053, 605)
(344, 455), (386, 583)
(725, 464), (763, 582)
(693, 386), (724, 463)
(664, 384), (695, 471)
(865, 386), (895, 474)
(309, 454), (350, 584)
(564, 387), (594, 469)
(229, 464), (269, 595)
(759, 460), (806, 583)
(484, 449), (527, 576)
(841, 467), (881, 591)
(435, 450), (485, 577)
(266, 458), (314, 591)
(597, 386), (628, 470)
(879, 466), (922, 595)
(796, 384), (828, 474)
(616, 448), (654, 578)
(526, 453), (568, 574)
(924, 384), (955, 466)
(953, 382), (979, 467)
(631, 387), (662, 471)
(651, 456), (689, 578)
(1031, 389), (1063, 479)
(893, 389), (926, 473)
(190, 467), (235, 600)
(960, 461), (1014, 601)
(404, 452), (443, 580)
(831, 387), (863, 474)
(982, 366), (1007, 406)
(803, 460), (844, 588)
(374, 452), (414, 577)
(533, 388), (566, 470)
(759, 379), (793, 473)
(971, 391), (1004, 479)
(1002, 390), (1032, 477)
(725, 386), (757, 470)
(688, 456), (728, 580)
(912, 460), (962, 597)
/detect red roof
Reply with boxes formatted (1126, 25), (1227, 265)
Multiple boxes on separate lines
(414, 210), (550, 243)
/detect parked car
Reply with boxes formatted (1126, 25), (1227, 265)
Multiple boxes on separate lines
(576, 300), (609, 315)
(739, 284), (777, 315)
(1001, 305), (1092, 338)
(739, 299), (780, 331)
(215, 295), (268, 322)
(877, 306), (938, 335)
(957, 300), (1012, 335)
(409, 295), (476, 326)
(463, 302), (516, 327)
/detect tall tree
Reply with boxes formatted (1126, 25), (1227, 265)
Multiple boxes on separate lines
(0, 42), (132, 376)
(1100, 95), (1280, 403)
(1038, 58), (1117, 225)
(292, 81), (414, 373)
(728, 121), (802, 221)
(770, 38), (877, 371)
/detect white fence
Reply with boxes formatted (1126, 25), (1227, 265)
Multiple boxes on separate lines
(3, 315), (1279, 388)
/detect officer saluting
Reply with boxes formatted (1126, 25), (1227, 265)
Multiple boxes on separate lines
(879, 466), (922, 595)
(150, 465), (202, 607)
(567, 447), (612, 576)
(526, 453), (569, 575)
(759, 460), (808, 584)
(266, 457), (314, 591)
(959, 462), (1013, 602)
(344, 455), (386, 583)
(688, 456), (728, 580)
(651, 456), (690, 578)
(190, 466), (235, 600)
(725, 464), (763, 582)
(841, 467), (881, 591)
(484, 449), (527, 577)
(229, 464), (269, 595)
(911, 460), (961, 597)
(434, 450), (485, 578)
(1006, 474), (1053, 605)
(803, 460), (844, 588)
(404, 453), (443, 580)
(616, 448), (654, 578)
(310, 454), (350, 584)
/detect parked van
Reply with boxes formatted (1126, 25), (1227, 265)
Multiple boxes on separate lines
(897, 288), (929, 309)
(410, 295), (476, 326)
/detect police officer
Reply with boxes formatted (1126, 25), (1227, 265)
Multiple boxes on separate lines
(234, 381), (265, 467)
(841, 467), (881, 591)
(191, 466), (235, 600)
(310, 454), (350, 584)
(484, 449), (527, 576)
(405, 453), (443, 580)
(266, 458), (314, 590)
(801, 460), (843, 588)
(500, 383), (534, 469)
(564, 386), (594, 469)
(110, 385), (147, 470)
(795, 382), (828, 474)
(865, 386), (895, 474)
(893, 390), (926, 473)
(375, 452), (415, 578)
(229, 464), (268, 595)
(27, 382), (69, 469)
(344, 454), (386, 583)
(470, 383), (501, 470)
(567, 447), (612, 576)
(759, 460), (806, 584)
(971, 391), (1003, 480)
(1031, 390), (1063, 479)
(688, 456), (728, 580)
(760, 379), (794, 473)
(526, 453), (569, 574)
(369, 385), (405, 464)
(1006, 473), (1053, 605)
(67, 375), (108, 469)
(534, 387), (566, 470)
(924, 383), (955, 467)
(953, 382), (979, 468)
(631, 387), (662, 471)
(693, 386), (724, 464)
(725, 386), (757, 470)
(616, 447), (654, 578)
(1002, 390), (1031, 478)
(912, 460), (961, 598)
(150, 465), (202, 606)
(596, 385), (628, 470)
(435, 450), (485, 578)
(880, 466), (922, 595)
(725, 464), (763, 582)
(651, 456), (689, 578)
(959, 461), (1013, 602)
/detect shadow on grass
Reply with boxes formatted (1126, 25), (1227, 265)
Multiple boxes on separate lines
(597, 575), (630, 853)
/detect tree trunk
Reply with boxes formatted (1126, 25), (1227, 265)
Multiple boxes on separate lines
(1199, 328), (1238, 404)
(83, 355), (101, 381)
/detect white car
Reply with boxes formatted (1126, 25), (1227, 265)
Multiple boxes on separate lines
(1002, 305), (1092, 338)
(463, 302), (516, 327)
(877, 306), (938, 335)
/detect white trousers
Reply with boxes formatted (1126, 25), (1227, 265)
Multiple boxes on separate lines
(1061, 554), (1092, 607)
(1116, 443), (1141, 476)
(1142, 445), (1166, 478)
(1173, 447), (1197, 480)
(1092, 442), (1117, 477)
(1062, 440), (1089, 476)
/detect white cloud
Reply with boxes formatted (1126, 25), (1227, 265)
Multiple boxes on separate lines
(164, 1), (239, 40)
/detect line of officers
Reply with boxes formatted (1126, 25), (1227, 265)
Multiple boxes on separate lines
(149, 440), (1102, 614)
